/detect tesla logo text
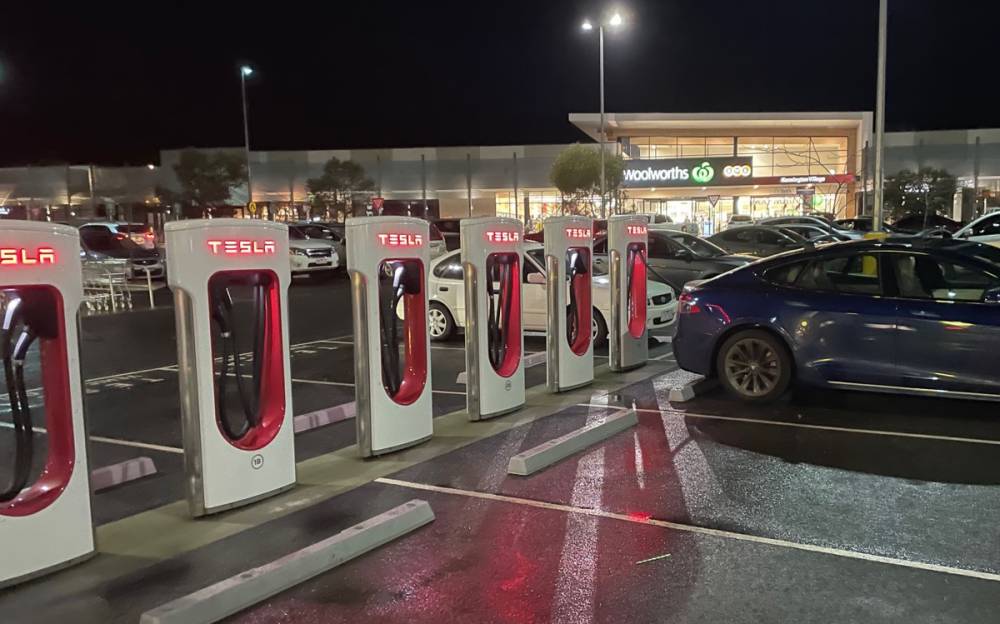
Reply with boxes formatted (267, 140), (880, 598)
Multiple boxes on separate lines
(626, 225), (647, 237)
(0, 247), (56, 266)
(565, 227), (592, 240)
(485, 230), (520, 243)
(377, 233), (424, 247)
(206, 240), (277, 255)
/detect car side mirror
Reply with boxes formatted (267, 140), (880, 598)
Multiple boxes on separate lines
(526, 272), (546, 285)
(984, 287), (1000, 304)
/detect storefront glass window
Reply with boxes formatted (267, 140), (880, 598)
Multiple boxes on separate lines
(707, 137), (735, 156)
(679, 137), (707, 158)
(495, 191), (567, 231)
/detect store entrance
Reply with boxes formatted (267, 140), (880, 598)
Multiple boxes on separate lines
(631, 197), (734, 236)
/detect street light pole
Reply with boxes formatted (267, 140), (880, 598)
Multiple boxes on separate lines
(872, 0), (888, 233)
(599, 23), (606, 219)
(239, 65), (255, 218)
(583, 12), (622, 219)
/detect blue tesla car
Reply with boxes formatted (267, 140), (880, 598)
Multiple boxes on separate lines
(673, 237), (1000, 402)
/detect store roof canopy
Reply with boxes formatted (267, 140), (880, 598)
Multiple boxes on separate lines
(569, 112), (872, 142)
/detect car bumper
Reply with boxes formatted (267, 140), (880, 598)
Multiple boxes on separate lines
(671, 315), (715, 375)
(128, 264), (164, 279)
(290, 252), (339, 272)
(646, 302), (677, 330)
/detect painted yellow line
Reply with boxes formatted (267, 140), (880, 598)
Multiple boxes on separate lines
(376, 477), (1000, 584)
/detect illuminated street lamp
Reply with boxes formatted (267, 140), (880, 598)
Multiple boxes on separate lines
(581, 12), (625, 217)
(239, 65), (255, 215)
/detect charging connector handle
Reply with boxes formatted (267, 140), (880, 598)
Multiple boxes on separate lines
(0, 295), (36, 503)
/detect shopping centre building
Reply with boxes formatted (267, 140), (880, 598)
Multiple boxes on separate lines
(4, 111), (1000, 231)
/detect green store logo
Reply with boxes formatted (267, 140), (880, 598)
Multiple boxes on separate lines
(691, 161), (715, 184)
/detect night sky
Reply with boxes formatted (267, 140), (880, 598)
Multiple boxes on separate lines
(2, 0), (999, 166)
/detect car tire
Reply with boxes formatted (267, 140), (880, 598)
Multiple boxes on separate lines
(428, 302), (456, 342)
(716, 329), (792, 403)
(591, 307), (608, 348)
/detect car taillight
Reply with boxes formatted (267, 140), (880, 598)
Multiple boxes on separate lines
(114, 233), (127, 240)
(678, 292), (701, 314)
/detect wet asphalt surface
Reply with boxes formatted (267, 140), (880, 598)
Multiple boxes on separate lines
(0, 272), (634, 525)
(4, 271), (1000, 622)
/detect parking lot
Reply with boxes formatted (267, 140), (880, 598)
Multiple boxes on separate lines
(2, 272), (1000, 622)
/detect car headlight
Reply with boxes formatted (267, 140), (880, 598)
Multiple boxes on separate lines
(290, 248), (307, 256)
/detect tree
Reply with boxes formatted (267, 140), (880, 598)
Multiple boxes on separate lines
(306, 157), (375, 220)
(549, 144), (624, 216)
(884, 167), (957, 222)
(171, 149), (247, 217)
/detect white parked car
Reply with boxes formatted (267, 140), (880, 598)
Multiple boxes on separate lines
(953, 211), (1000, 247)
(420, 243), (676, 344)
(295, 222), (347, 265)
(288, 225), (339, 276)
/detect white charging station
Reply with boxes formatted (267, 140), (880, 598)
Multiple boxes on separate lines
(461, 217), (525, 420)
(543, 215), (594, 392)
(608, 215), (649, 372)
(346, 216), (433, 456)
(0, 222), (93, 588)
(166, 219), (296, 517)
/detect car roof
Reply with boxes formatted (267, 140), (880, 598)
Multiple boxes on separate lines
(753, 236), (1000, 265)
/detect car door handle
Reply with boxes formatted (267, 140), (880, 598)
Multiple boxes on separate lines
(439, 286), (449, 292)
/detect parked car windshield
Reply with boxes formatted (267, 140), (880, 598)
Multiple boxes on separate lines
(661, 231), (727, 258)
(80, 227), (140, 254)
(525, 247), (606, 276)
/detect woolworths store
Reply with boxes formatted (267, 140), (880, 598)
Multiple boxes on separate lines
(570, 112), (870, 234)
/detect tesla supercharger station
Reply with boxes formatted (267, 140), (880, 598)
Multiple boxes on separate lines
(347, 217), (433, 456)
(461, 217), (524, 420)
(0, 222), (94, 588)
(608, 215), (649, 372)
(166, 219), (295, 517)
(544, 216), (594, 392)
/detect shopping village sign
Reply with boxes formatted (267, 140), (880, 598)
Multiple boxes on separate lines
(622, 157), (755, 188)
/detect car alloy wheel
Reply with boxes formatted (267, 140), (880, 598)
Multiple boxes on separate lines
(723, 337), (781, 398)
(428, 306), (449, 339)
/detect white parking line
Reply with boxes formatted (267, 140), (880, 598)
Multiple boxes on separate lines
(576, 403), (1000, 447)
(376, 477), (1000, 584)
(0, 420), (184, 454)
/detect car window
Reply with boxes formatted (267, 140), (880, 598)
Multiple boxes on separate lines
(970, 214), (1000, 237)
(757, 229), (787, 245)
(890, 253), (998, 302)
(81, 227), (137, 252)
(432, 252), (464, 280)
(667, 232), (725, 257)
(429, 223), (444, 241)
(798, 253), (882, 295)
(647, 234), (676, 259)
(121, 224), (151, 233)
(762, 261), (809, 287)
(720, 229), (754, 243)
(524, 249), (545, 282)
(593, 238), (608, 254)
(288, 227), (307, 240)
(302, 226), (333, 240)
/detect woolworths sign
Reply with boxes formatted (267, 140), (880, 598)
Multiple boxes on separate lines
(622, 157), (754, 188)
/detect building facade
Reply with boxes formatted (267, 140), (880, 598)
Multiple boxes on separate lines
(6, 111), (1000, 231)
